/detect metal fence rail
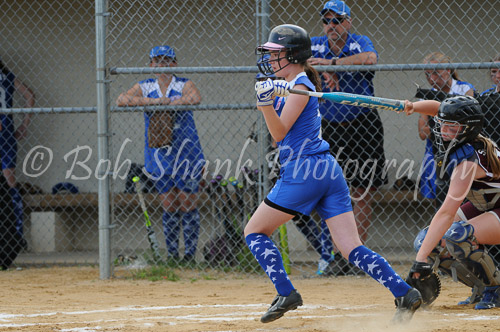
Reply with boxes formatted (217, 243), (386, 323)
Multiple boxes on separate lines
(0, 0), (499, 279)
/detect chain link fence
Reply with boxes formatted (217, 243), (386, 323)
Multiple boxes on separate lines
(1, 0), (499, 277)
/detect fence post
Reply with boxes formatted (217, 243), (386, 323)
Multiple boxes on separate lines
(96, 0), (112, 279)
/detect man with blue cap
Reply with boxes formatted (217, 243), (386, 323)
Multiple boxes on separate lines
(309, 1), (387, 276)
(116, 45), (205, 264)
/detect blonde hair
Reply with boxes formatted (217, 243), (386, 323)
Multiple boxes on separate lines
(423, 52), (460, 80)
(475, 135), (500, 179)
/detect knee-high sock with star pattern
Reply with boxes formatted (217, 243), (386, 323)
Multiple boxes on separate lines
(349, 245), (411, 298)
(245, 233), (295, 296)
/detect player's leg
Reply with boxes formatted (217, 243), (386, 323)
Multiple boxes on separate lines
(462, 212), (500, 309)
(157, 176), (181, 261)
(244, 202), (302, 323)
(326, 212), (421, 321)
(318, 158), (421, 322)
(176, 176), (201, 263)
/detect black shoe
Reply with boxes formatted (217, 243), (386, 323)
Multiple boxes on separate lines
(180, 254), (195, 265)
(393, 288), (422, 323)
(261, 289), (303, 323)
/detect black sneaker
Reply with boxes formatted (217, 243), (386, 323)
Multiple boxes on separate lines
(260, 289), (303, 323)
(392, 288), (422, 323)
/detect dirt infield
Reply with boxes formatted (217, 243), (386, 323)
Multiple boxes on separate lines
(0, 266), (498, 332)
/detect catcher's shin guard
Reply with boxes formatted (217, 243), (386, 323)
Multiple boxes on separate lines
(444, 221), (500, 287)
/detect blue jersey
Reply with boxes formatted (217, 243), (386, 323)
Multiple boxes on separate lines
(311, 33), (378, 122)
(266, 73), (352, 219)
(0, 71), (16, 134)
(273, 72), (330, 165)
(140, 76), (204, 177)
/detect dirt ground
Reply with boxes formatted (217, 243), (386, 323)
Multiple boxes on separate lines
(0, 266), (499, 332)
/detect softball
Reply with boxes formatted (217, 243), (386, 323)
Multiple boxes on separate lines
(132, 176), (140, 183)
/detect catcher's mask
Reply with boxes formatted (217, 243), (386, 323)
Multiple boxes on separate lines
(432, 95), (484, 155)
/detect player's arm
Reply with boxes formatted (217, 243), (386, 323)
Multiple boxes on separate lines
(418, 114), (431, 140)
(14, 78), (35, 108)
(115, 83), (169, 106)
(308, 51), (377, 66)
(14, 78), (35, 139)
(415, 161), (479, 262)
(170, 80), (201, 106)
(403, 100), (440, 116)
(258, 84), (308, 143)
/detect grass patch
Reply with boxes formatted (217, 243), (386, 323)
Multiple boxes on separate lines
(131, 265), (180, 281)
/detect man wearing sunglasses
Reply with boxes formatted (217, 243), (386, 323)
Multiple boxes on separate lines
(309, 1), (386, 276)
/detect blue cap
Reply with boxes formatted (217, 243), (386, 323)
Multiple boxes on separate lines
(51, 182), (79, 194)
(149, 45), (176, 60)
(320, 0), (351, 17)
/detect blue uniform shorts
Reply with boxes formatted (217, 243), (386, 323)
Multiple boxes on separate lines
(154, 171), (201, 194)
(266, 153), (353, 220)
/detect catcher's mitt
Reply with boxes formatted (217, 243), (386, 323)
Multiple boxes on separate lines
(405, 261), (441, 306)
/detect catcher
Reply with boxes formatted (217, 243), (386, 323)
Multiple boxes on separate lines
(403, 96), (500, 309)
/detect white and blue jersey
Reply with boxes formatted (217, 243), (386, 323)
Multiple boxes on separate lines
(0, 71), (17, 169)
(140, 76), (204, 193)
(311, 33), (378, 123)
(266, 73), (352, 220)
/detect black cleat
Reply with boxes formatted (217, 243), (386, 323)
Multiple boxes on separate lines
(260, 289), (303, 323)
(392, 288), (422, 324)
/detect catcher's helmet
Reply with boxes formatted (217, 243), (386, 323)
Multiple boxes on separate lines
(432, 95), (484, 154)
(256, 24), (312, 75)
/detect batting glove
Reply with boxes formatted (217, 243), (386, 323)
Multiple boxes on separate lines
(255, 78), (275, 107)
(273, 80), (290, 97)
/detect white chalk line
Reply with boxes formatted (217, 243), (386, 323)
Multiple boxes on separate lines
(0, 303), (497, 331)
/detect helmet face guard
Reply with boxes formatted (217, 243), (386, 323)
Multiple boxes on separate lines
(256, 46), (290, 76)
(432, 118), (468, 154)
(255, 24), (312, 76)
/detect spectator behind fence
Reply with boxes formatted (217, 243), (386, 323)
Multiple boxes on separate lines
(308, 0), (386, 274)
(0, 56), (35, 250)
(250, 23), (422, 324)
(478, 53), (500, 144)
(116, 45), (205, 264)
(404, 96), (500, 310)
(416, 52), (474, 212)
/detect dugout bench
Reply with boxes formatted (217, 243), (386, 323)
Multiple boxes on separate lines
(23, 189), (433, 254)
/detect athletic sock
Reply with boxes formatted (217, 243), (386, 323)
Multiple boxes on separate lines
(162, 211), (180, 257)
(245, 233), (294, 296)
(181, 209), (200, 257)
(349, 245), (411, 298)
